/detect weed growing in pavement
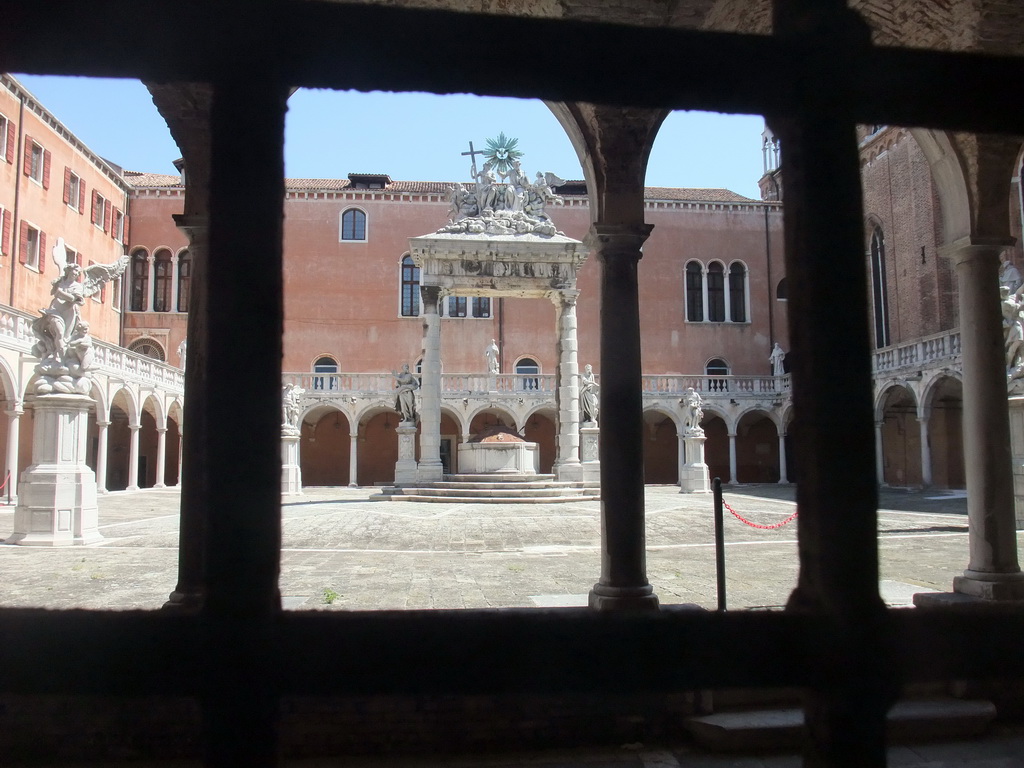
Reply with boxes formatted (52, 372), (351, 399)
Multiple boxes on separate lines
(323, 587), (339, 604)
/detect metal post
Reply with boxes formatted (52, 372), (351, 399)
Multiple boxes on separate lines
(713, 476), (726, 612)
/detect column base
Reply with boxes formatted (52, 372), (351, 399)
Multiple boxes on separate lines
(555, 461), (584, 483)
(417, 460), (444, 483)
(950, 570), (1024, 601)
(163, 588), (204, 611)
(588, 582), (659, 611)
(281, 432), (303, 495)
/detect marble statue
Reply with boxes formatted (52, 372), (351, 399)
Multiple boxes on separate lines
(177, 338), (187, 370)
(578, 364), (599, 423)
(282, 383), (304, 432)
(485, 339), (499, 375)
(392, 364), (419, 423)
(31, 237), (128, 395)
(769, 343), (786, 376)
(682, 387), (705, 435)
(1000, 251), (1022, 294)
(438, 137), (566, 237)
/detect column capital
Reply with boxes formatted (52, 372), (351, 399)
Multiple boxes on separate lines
(172, 214), (209, 244)
(585, 223), (653, 259)
(157, 427), (168, 435)
(95, 420), (111, 428)
(420, 284), (442, 308)
(548, 288), (580, 308)
(146, 254), (156, 264)
(939, 236), (1016, 265)
(5, 406), (23, 417)
(129, 424), (141, 432)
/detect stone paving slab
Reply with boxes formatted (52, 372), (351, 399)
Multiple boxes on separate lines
(0, 483), (984, 611)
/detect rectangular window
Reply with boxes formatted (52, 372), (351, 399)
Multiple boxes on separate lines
(111, 275), (122, 312)
(0, 116), (7, 163)
(707, 267), (726, 322)
(23, 225), (41, 270)
(112, 208), (124, 242)
(91, 192), (111, 231)
(65, 170), (81, 211)
(1, 115), (12, 164)
(471, 297), (491, 318)
(0, 207), (9, 257)
(685, 264), (703, 322)
(28, 142), (44, 183)
(447, 296), (467, 318)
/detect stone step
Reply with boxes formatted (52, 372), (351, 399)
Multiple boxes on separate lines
(444, 473), (558, 483)
(379, 492), (601, 504)
(685, 698), (996, 752)
(413, 486), (592, 498)
(427, 481), (589, 491)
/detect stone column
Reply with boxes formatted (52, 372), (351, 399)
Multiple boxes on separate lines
(7, 394), (101, 545)
(127, 424), (141, 490)
(778, 431), (790, 484)
(154, 427), (167, 488)
(586, 223), (658, 611)
(874, 420), (885, 485)
(918, 414), (933, 487)
(552, 289), (582, 482)
(5, 406), (21, 502)
(418, 285), (443, 482)
(348, 431), (359, 487)
(94, 420), (109, 494)
(146, 254), (156, 311)
(169, 253), (180, 314)
(727, 432), (738, 484)
(949, 240), (1024, 599)
(166, 215), (207, 610)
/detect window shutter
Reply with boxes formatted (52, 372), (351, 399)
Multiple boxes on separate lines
(122, 213), (130, 243)
(111, 207), (119, 239)
(22, 136), (32, 176)
(38, 231), (46, 273)
(63, 168), (72, 204)
(91, 191), (98, 225)
(42, 150), (51, 189)
(79, 183), (86, 214)
(103, 200), (112, 233)
(18, 221), (27, 265)
(5, 123), (14, 164)
(1, 210), (9, 256)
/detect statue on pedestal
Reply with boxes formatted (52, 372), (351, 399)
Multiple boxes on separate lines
(579, 364), (600, 424)
(682, 387), (705, 436)
(769, 343), (786, 376)
(485, 339), (500, 375)
(392, 364), (419, 423)
(1000, 251), (1022, 294)
(31, 238), (128, 395)
(282, 383), (304, 434)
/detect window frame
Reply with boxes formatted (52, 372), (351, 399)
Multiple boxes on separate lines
(152, 249), (173, 313)
(399, 254), (420, 317)
(684, 261), (704, 322)
(312, 356), (340, 391)
(177, 249), (192, 313)
(129, 249), (149, 312)
(339, 207), (367, 242)
(28, 141), (44, 185)
(514, 357), (541, 392)
(728, 261), (748, 323)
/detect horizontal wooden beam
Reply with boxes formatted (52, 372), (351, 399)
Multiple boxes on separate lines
(1, 1), (1023, 134)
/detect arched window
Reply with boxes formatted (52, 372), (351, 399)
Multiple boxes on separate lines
(869, 226), (890, 348)
(515, 357), (540, 391)
(705, 357), (730, 393)
(177, 249), (192, 313)
(707, 262), (726, 322)
(400, 255), (419, 316)
(729, 262), (747, 322)
(685, 261), (703, 322)
(128, 338), (165, 361)
(312, 356), (339, 391)
(153, 249), (172, 312)
(340, 208), (366, 241)
(776, 277), (788, 300)
(129, 249), (148, 311)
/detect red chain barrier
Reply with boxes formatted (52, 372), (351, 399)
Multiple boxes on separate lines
(723, 501), (798, 530)
(0, 470), (11, 492)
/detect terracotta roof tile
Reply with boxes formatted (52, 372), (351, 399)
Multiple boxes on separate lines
(124, 171), (182, 187)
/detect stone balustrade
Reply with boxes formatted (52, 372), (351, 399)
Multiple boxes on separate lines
(873, 328), (961, 374)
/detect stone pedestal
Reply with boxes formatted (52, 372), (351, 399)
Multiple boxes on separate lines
(281, 430), (302, 496)
(1009, 396), (1024, 529)
(395, 423), (419, 484)
(580, 423), (600, 484)
(680, 433), (711, 494)
(7, 394), (100, 546)
(459, 441), (539, 474)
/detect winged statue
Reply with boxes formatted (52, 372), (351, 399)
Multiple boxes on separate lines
(31, 237), (129, 395)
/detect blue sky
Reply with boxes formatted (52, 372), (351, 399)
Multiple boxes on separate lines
(13, 75), (767, 199)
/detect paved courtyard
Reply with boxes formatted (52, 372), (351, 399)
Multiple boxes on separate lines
(0, 483), (978, 611)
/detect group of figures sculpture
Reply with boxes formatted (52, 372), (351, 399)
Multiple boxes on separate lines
(440, 134), (566, 237)
(1000, 252), (1024, 394)
(281, 383), (304, 434)
(30, 238), (128, 396)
